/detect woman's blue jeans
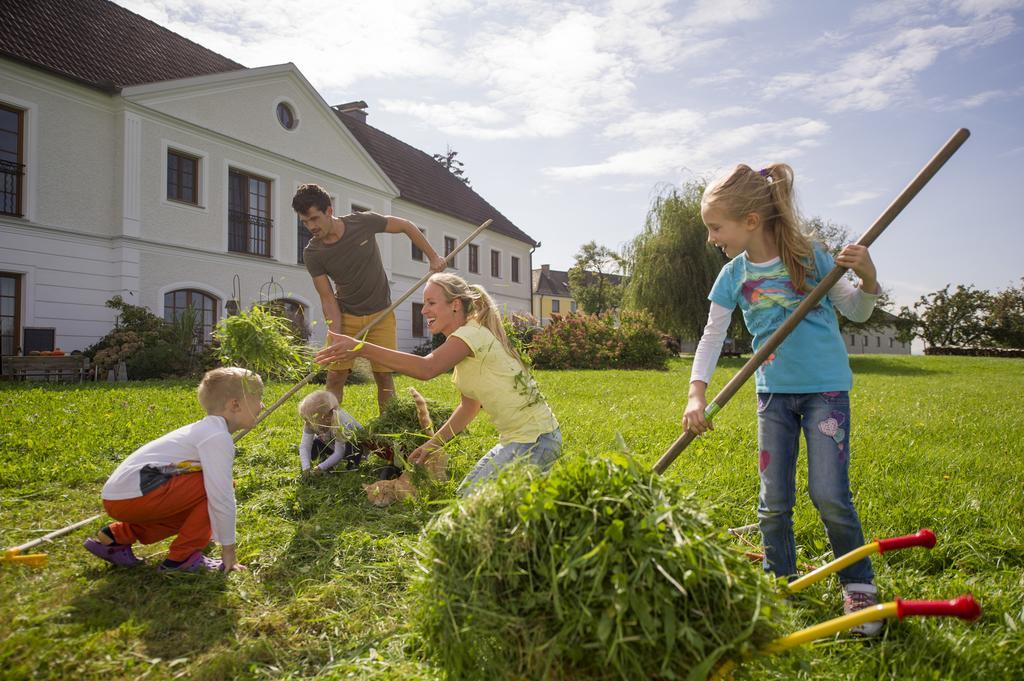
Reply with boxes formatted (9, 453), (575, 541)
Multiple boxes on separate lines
(757, 391), (874, 585)
(457, 429), (562, 496)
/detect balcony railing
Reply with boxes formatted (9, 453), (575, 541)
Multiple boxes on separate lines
(228, 209), (272, 257)
(1, 159), (24, 217)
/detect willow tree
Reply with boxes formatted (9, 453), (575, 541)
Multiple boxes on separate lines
(624, 181), (730, 341)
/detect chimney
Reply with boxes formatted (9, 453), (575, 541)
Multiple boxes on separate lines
(333, 100), (368, 122)
(541, 264), (550, 273)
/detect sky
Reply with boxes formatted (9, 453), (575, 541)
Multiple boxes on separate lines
(115, 0), (1024, 311)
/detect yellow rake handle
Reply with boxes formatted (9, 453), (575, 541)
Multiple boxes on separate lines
(713, 594), (980, 679)
(1, 550), (49, 568)
(786, 529), (936, 594)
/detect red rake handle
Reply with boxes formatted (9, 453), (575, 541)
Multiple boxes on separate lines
(877, 528), (936, 554)
(897, 595), (981, 621)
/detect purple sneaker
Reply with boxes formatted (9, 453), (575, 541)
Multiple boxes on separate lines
(157, 551), (223, 573)
(83, 538), (144, 567)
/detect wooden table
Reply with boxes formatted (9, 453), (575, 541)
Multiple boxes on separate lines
(1, 355), (88, 383)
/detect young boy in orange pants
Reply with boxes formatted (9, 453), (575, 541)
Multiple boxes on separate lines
(84, 367), (263, 573)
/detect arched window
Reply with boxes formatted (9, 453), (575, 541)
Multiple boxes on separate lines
(164, 289), (218, 343)
(261, 298), (310, 341)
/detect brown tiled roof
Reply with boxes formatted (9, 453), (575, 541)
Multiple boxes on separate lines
(532, 266), (623, 297)
(0, 0), (243, 91)
(336, 110), (538, 247)
(532, 267), (571, 297)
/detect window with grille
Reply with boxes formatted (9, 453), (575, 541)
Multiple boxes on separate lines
(490, 249), (501, 278)
(511, 256), (520, 283)
(468, 244), (479, 273)
(0, 103), (24, 217)
(228, 170), (272, 257)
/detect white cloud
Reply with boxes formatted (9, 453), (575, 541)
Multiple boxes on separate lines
(682, 0), (772, 27)
(835, 190), (884, 207)
(544, 117), (829, 180)
(932, 86), (1024, 109)
(953, 0), (1024, 18)
(690, 68), (746, 86)
(764, 15), (1017, 112)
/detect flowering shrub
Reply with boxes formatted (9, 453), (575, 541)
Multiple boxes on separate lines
(530, 310), (671, 370)
(85, 296), (193, 378)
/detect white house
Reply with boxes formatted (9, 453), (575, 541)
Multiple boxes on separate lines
(0, 0), (537, 365)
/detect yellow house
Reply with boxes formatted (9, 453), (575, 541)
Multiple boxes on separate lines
(531, 264), (577, 325)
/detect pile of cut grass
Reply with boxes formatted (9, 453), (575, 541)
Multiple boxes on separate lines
(412, 453), (790, 680)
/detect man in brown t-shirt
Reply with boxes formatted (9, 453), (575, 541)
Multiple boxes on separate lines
(293, 183), (445, 411)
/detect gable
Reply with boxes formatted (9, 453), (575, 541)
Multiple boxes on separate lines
(122, 66), (396, 195)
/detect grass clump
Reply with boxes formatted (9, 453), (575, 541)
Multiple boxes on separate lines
(213, 305), (312, 380)
(352, 392), (454, 462)
(412, 453), (788, 680)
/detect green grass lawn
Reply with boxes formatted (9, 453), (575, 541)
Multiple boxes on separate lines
(1, 355), (1022, 680)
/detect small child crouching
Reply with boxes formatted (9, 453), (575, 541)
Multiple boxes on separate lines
(84, 367), (263, 573)
(298, 390), (363, 475)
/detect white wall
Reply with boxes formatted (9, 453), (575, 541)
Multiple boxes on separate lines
(1, 59), (537, 356)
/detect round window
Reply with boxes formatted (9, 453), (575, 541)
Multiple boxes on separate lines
(276, 102), (296, 130)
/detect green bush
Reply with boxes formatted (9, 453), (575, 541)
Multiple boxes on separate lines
(84, 296), (193, 378)
(412, 454), (787, 680)
(530, 310), (671, 370)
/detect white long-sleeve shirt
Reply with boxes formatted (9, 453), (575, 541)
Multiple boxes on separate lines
(298, 408), (362, 471)
(691, 270), (880, 386)
(102, 415), (237, 545)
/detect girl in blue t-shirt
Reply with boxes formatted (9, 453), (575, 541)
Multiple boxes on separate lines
(682, 163), (884, 636)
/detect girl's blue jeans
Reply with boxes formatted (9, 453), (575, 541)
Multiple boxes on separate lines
(756, 391), (874, 585)
(457, 428), (562, 496)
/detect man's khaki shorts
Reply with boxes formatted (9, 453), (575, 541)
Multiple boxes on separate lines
(325, 309), (397, 373)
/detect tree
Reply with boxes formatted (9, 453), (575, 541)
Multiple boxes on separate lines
(623, 182), (736, 341)
(806, 217), (898, 332)
(567, 241), (624, 314)
(984, 278), (1024, 348)
(898, 284), (992, 347)
(433, 145), (471, 186)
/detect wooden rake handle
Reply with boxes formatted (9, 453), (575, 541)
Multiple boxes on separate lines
(232, 218), (494, 443)
(653, 128), (971, 475)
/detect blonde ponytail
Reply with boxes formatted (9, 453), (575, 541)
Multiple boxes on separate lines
(704, 163), (815, 291)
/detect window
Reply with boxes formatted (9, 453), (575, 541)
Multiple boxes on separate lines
(570, 300), (577, 313)
(164, 289), (218, 344)
(876, 336), (881, 347)
(166, 149), (199, 205)
(411, 228), (427, 262)
(511, 256), (520, 283)
(228, 170), (272, 257)
(276, 102), (296, 130)
(551, 299), (560, 313)
(490, 249), (501, 278)
(412, 302), (427, 338)
(849, 334), (855, 345)
(889, 338), (894, 348)
(352, 203), (371, 213)
(1, 272), (21, 356)
(263, 298), (309, 341)
(444, 236), (457, 267)
(297, 215), (312, 264)
(468, 244), (479, 273)
(863, 335), (868, 347)
(0, 103), (24, 217)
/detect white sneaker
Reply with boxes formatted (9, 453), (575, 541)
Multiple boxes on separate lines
(843, 583), (884, 637)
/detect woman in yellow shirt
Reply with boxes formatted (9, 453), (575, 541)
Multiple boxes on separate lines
(315, 272), (561, 495)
